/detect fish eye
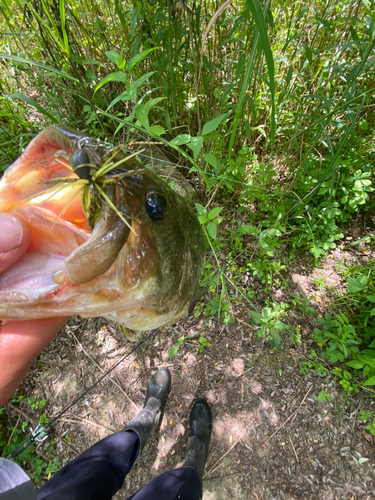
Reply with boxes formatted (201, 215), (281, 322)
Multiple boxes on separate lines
(146, 192), (167, 220)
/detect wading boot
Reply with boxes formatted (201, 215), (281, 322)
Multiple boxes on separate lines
(182, 398), (212, 482)
(123, 367), (171, 453)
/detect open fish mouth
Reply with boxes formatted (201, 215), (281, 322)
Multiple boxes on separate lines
(0, 125), (205, 332)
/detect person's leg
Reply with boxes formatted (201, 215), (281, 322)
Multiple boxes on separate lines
(127, 467), (202, 500)
(37, 430), (140, 500)
(37, 367), (171, 500)
(128, 398), (212, 500)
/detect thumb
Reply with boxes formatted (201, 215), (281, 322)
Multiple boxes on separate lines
(0, 214), (31, 274)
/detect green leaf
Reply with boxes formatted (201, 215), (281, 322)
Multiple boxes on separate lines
(346, 360), (365, 369)
(107, 72), (155, 109)
(204, 153), (218, 168)
(201, 110), (232, 135)
(208, 207), (224, 219)
(367, 295), (375, 303)
(198, 215), (208, 224)
(59, 0), (69, 56)
(131, 71), (155, 90)
(107, 90), (133, 111)
(0, 53), (79, 82)
(246, 0), (275, 153)
(8, 93), (59, 123)
(317, 392), (326, 402)
(207, 222), (217, 240)
(135, 98), (165, 130)
(94, 72), (127, 94)
(171, 134), (191, 146)
(241, 225), (257, 234)
(168, 345), (179, 359)
(274, 321), (288, 331)
(148, 125), (166, 136)
(204, 153), (221, 175)
(271, 331), (282, 351)
(17, 446), (35, 462)
(249, 310), (262, 323)
(362, 376), (375, 386)
(85, 69), (96, 81)
(347, 276), (367, 293)
(263, 307), (272, 320)
(303, 43), (312, 66)
(186, 136), (203, 160)
(195, 203), (207, 217)
(141, 97), (165, 116)
(106, 50), (122, 66)
(357, 275), (368, 286)
(128, 47), (161, 71)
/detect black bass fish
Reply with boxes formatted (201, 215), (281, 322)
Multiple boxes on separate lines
(0, 125), (205, 331)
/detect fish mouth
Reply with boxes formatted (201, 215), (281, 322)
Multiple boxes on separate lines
(61, 129), (152, 286)
(46, 125), (148, 286)
(0, 124), (149, 290)
(0, 124), (205, 331)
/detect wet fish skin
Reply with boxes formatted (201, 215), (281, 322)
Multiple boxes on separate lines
(0, 125), (205, 332)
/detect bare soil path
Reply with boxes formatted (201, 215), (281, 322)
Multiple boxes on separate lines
(4, 248), (375, 500)
(8, 323), (375, 498)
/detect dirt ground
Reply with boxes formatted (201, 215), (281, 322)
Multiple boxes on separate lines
(4, 246), (375, 500)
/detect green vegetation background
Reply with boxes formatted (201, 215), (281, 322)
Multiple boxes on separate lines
(0, 0), (375, 455)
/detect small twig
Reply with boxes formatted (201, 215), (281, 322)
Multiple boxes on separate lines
(237, 365), (256, 380)
(68, 327), (139, 412)
(203, 472), (244, 482)
(6, 403), (31, 422)
(203, 435), (243, 478)
(268, 385), (313, 440)
(128, 140), (164, 146)
(295, 373), (307, 391)
(293, 412), (315, 430)
(50, 429), (80, 456)
(60, 417), (116, 433)
(288, 435), (299, 463)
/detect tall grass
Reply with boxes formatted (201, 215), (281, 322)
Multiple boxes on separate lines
(0, 0), (374, 230)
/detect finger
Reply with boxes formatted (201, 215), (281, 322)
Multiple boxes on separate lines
(0, 214), (31, 275)
(0, 316), (67, 407)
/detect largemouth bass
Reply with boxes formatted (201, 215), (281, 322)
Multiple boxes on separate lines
(0, 125), (205, 331)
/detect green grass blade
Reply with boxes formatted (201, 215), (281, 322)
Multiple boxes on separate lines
(246, 0), (275, 154)
(59, 0), (70, 56)
(228, 30), (259, 158)
(0, 54), (79, 82)
(8, 93), (59, 123)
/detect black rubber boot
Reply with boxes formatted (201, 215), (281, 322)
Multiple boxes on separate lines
(123, 367), (171, 454)
(182, 398), (212, 482)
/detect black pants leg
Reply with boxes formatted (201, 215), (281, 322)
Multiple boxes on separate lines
(37, 430), (140, 500)
(127, 466), (202, 500)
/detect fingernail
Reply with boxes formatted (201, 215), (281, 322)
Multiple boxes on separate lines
(0, 214), (23, 254)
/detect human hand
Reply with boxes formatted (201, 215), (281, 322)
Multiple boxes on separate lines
(0, 214), (67, 407)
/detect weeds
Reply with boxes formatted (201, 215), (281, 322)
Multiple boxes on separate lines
(249, 302), (290, 351)
(0, 395), (60, 483)
(1, 0), (375, 401)
(317, 390), (333, 403)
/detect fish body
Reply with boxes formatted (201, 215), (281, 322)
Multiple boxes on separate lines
(0, 125), (205, 331)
